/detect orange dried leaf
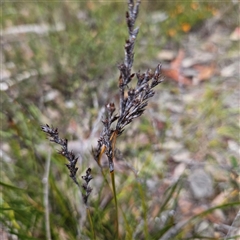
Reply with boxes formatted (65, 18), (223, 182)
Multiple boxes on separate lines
(162, 49), (191, 85)
(193, 64), (215, 81)
(171, 49), (185, 69)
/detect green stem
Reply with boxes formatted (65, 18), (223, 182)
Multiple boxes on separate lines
(137, 182), (149, 239)
(110, 170), (119, 239)
(87, 207), (96, 240)
(101, 168), (133, 238)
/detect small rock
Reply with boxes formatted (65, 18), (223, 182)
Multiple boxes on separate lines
(189, 168), (214, 199)
(230, 27), (240, 41)
(157, 50), (176, 61)
(173, 151), (191, 163)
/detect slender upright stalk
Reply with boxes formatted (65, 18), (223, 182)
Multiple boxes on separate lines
(137, 181), (149, 239)
(43, 149), (52, 240)
(87, 207), (96, 240)
(110, 170), (119, 238)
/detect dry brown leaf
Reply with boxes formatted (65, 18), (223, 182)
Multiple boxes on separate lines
(178, 198), (194, 217)
(171, 49), (184, 70)
(162, 49), (192, 85)
(192, 205), (224, 223)
(193, 64), (216, 81)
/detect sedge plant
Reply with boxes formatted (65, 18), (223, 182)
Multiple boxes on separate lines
(41, 0), (163, 238)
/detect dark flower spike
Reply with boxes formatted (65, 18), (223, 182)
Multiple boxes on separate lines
(81, 168), (93, 205)
(41, 124), (80, 185)
(82, 168), (93, 184)
(41, 124), (93, 205)
(94, 0), (163, 173)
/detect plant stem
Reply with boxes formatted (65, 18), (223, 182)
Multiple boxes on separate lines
(137, 181), (149, 239)
(87, 207), (96, 240)
(43, 149), (52, 240)
(110, 170), (119, 239)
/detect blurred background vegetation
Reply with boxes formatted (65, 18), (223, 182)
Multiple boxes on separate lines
(1, 1), (239, 239)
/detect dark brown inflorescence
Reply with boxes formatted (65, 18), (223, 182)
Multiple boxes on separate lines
(93, 0), (163, 172)
(81, 168), (93, 205)
(41, 124), (79, 185)
(41, 124), (93, 205)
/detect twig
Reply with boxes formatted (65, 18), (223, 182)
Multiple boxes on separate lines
(225, 209), (240, 239)
(160, 219), (189, 240)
